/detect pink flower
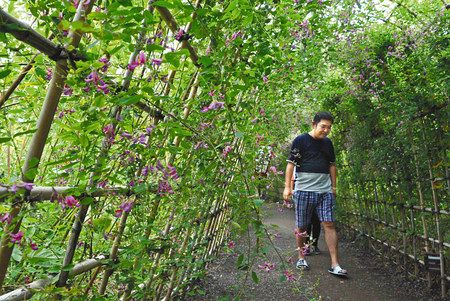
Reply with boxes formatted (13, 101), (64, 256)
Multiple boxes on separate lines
(284, 270), (296, 281)
(294, 228), (308, 238)
(258, 262), (275, 273)
(23, 182), (34, 191)
(259, 108), (265, 115)
(115, 209), (123, 218)
(262, 75), (268, 83)
(137, 51), (147, 65)
(121, 131), (133, 140)
(127, 61), (139, 71)
(208, 90), (215, 97)
(146, 125), (155, 135)
(228, 241), (235, 248)
(10, 231), (24, 244)
(97, 180), (108, 188)
(200, 106), (210, 113)
(269, 166), (277, 174)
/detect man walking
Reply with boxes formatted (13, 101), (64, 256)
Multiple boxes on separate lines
(283, 112), (347, 276)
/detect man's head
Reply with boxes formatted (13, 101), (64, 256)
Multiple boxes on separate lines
(310, 111), (334, 139)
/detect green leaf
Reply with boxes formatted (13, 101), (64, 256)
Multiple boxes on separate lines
(152, 0), (176, 9)
(279, 274), (287, 282)
(251, 271), (259, 284)
(0, 69), (12, 79)
(0, 137), (11, 144)
(117, 95), (141, 105)
(80, 197), (94, 205)
(13, 129), (36, 138)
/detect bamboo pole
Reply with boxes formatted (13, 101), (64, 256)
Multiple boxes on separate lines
(0, 1), (94, 290)
(99, 202), (134, 295)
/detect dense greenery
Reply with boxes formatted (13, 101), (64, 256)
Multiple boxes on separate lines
(0, 0), (448, 299)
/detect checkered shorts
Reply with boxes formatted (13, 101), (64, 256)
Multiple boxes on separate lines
(293, 191), (335, 228)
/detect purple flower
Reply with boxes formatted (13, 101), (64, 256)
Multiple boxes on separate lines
(228, 241), (235, 248)
(157, 180), (174, 196)
(146, 125), (155, 135)
(103, 124), (115, 137)
(63, 84), (73, 96)
(23, 182), (34, 191)
(97, 180), (108, 188)
(127, 61), (139, 71)
(222, 145), (232, 158)
(262, 75), (268, 83)
(129, 180), (135, 187)
(269, 166), (277, 174)
(200, 106), (210, 113)
(208, 90), (215, 97)
(10, 231), (24, 244)
(99, 57), (110, 72)
(137, 134), (147, 145)
(208, 101), (224, 110)
(29, 239), (38, 251)
(121, 131), (133, 140)
(85, 71), (100, 84)
(175, 29), (186, 41)
(259, 108), (265, 116)
(0, 213), (11, 224)
(64, 196), (80, 208)
(115, 209), (123, 218)
(152, 58), (163, 66)
(142, 166), (149, 177)
(119, 201), (134, 213)
(45, 68), (52, 81)
(167, 164), (180, 180)
(97, 80), (109, 94)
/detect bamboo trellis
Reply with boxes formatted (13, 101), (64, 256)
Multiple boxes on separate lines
(0, 1), (244, 300)
(339, 114), (449, 299)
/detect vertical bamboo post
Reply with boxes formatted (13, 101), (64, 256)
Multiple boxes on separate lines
(99, 202), (134, 295)
(427, 157), (446, 298)
(410, 206), (418, 276)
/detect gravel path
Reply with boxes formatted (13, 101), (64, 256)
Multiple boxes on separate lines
(187, 203), (441, 301)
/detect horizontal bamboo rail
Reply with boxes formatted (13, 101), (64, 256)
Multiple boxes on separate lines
(0, 255), (107, 301)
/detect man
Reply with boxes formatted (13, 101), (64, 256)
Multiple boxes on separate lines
(283, 111), (347, 276)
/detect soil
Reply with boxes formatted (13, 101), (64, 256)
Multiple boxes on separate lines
(185, 203), (447, 301)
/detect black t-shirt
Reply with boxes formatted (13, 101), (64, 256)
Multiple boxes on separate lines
(288, 133), (335, 174)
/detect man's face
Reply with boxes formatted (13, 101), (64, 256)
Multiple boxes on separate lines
(311, 119), (332, 139)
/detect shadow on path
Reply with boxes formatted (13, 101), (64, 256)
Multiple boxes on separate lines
(188, 203), (433, 301)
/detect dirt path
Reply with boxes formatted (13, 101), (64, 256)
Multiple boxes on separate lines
(188, 203), (436, 301)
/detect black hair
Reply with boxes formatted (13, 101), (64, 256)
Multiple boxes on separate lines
(313, 111), (334, 124)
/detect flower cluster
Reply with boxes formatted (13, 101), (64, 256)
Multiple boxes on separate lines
(200, 101), (225, 113)
(59, 196), (80, 209)
(283, 270), (296, 281)
(294, 228), (308, 238)
(84, 71), (109, 94)
(222, 145), (232, 158)
(225, 31), (243, 46)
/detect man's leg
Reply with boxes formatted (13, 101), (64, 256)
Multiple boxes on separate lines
(322, 221), (339, 267)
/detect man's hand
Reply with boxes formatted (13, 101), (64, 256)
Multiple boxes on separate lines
(283, 187), (292, 201)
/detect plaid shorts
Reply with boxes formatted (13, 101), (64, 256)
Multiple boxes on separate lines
(293, 190), (335, 228)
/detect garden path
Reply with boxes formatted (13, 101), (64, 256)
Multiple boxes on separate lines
(189, 203), (435, 301)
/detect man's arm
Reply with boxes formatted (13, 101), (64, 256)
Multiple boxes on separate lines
(283, 162), (295, 200)
(329, 163), (337, 197)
